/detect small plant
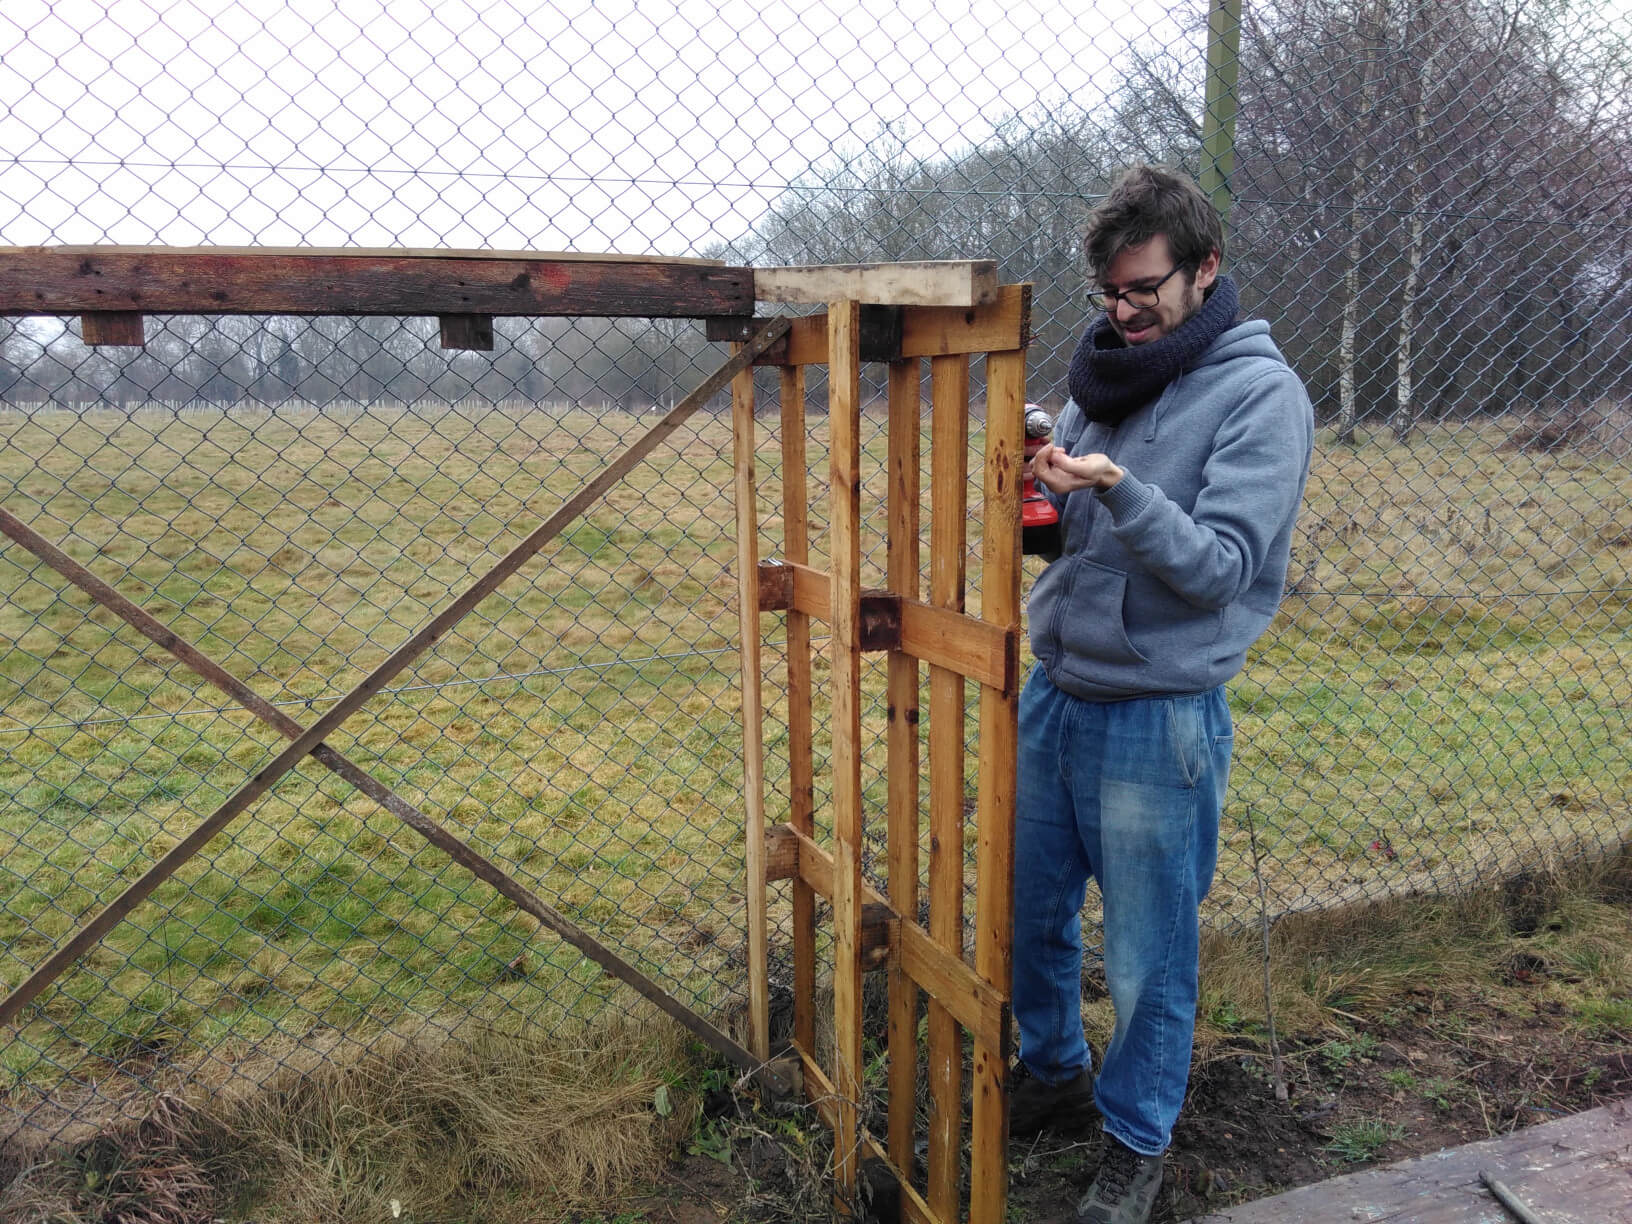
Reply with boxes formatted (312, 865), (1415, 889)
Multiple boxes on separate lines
(1382, 1069), (1416, 1091)
(1421, 1077), (1456, 1111)
(1324, 1117), (1405, 1163)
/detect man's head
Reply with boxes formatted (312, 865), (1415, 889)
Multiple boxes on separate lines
(1084, 165), (1223, 346)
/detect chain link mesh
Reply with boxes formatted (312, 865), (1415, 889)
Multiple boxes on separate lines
(2, 0), (1629, 1143)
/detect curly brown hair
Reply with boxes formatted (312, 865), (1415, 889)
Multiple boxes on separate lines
(1083, 165), (1224, 282)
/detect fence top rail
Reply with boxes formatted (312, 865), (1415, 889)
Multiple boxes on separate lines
(0, 249), (1000, 322)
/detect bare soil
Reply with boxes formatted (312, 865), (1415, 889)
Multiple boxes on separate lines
(600, 982), (1632, 1223)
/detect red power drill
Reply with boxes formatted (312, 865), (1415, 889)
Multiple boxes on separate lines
(1022, 403), (1060, 555)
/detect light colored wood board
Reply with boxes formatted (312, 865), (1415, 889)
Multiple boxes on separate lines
(1187, 1100), (1632, 1223)
(827, 298), (865, 1198)
(926, 351), (970, 1221)
(13, 243), (725, 265)
(755, 260), (997, 307)
(970, 345), (1025, 1224)
(885, 356), (924, 1175)
(779, 362), (819, 1056)
(776, 823), (1008, 1050)
(900, 282), (1032, 358)
(732, 349), (771, 1062)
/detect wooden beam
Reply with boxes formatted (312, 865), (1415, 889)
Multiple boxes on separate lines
(827, 297), (865, 1205)
(884, 353), (924, 1177)
(755, 560), (1016, 693)
(721, 285), (1031, 366)
(970, 344), (1025, 1224)
(732, 341), (770, 1062)
(755, 260), (998, 307)
(438, 313), (494, 350)
(706, 305), (900, 363)
(0, 248), (754, 319)
(80, 311), (144, 346)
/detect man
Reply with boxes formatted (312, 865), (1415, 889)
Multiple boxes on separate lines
(1011, 165), (1314, 1224)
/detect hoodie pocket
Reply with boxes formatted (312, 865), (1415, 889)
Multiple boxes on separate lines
(1035, 555), (1149, 669)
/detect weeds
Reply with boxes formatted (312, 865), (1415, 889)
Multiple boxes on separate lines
(1323, 1117), (1406, 1162)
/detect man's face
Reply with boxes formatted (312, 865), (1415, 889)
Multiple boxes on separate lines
(1097, 235), (1220, 346)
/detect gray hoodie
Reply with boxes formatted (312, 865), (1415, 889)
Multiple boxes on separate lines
(1028, 318), (1314, 700)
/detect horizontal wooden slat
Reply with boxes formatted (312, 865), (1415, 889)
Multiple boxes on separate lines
(1, 248), (754, 319)
(793, 1045), (943, 1224)
(776, 823), (1008, 1050)
(900, 281), (1032, 357)
(755, 260), (997, 307)
(720, 283), (1029, 365)
(761, 560), (1015, 692)
(706, 306), (902, 363)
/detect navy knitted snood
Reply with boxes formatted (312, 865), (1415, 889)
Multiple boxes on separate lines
(1067, 274), (1240, 426)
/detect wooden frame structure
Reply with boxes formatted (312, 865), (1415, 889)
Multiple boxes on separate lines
(722, 284), (1028, 1222)
(0, 247), (1025, 1223)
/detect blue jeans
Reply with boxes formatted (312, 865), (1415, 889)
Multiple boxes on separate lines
(1012, 666), (1232, 1156)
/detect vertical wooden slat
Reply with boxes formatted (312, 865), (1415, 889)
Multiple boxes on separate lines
(827, 299), (866, 1206)
(780, 360), (818, 1055)
(884, 356), (924, 1174)
(970, 346), (1025, 1224)
(926, 351), (970, 1220)
(733, 344), (770, 1062)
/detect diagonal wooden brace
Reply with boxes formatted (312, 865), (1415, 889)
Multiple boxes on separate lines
(0, 317), (791, 1067)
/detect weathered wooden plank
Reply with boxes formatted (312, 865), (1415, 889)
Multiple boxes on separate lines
(1188, 1099), (1632, 1223)
(0, 248), (754, 318)
(80, 311), (144, 346)
(755, 260), (997, 307)
(779, 361), (818, 1057)
(827, 298), (866, 1205)
(732, 343), (770, 1062)
(925, 351), (970, 1221)
(16, 244), (725, 265)
(884, 354), (923, 1177)
(970, 344), (1025, 1224)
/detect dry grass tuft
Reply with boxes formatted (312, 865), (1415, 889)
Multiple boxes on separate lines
(1192, 844), (1632, 1056)
(211, 1014), (694, 1223)
(1, 1012), (698, 1224)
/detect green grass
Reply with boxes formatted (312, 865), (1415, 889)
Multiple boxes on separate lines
(0, 404), (1628, 1112)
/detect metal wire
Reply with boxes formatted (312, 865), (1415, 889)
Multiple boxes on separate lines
(1, 0), (1628, 1147)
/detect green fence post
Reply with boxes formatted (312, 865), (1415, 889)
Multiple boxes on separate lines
(1200, 0), (1243, 238)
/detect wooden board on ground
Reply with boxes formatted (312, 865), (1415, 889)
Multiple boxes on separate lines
(1185, 1098), (1632, 1223)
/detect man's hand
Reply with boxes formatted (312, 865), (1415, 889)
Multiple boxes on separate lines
(1032, 443), (1125, 493)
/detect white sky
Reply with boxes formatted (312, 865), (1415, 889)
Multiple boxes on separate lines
(0, 0), (1193, 253)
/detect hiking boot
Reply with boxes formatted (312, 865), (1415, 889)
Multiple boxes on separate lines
(1075, 1137), (1164, 1224)
(1008, 1062), (1096, 1137)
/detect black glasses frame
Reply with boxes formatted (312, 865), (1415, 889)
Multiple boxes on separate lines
(1090, 263), (1186, 311)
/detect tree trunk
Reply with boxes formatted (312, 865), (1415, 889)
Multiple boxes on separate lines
(1393, 10), (1440, 442)
(1337, 0), (1389, 447)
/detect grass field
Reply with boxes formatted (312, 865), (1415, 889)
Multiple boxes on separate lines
(0, 399), (1627, 1129)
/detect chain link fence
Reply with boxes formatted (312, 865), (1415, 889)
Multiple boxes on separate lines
(2, 0), (1629, 1145)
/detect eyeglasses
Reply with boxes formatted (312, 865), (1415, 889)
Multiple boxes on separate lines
(1090, 263), (1185, 311)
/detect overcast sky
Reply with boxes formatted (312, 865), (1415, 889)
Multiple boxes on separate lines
(0, 0), (1191, 254)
